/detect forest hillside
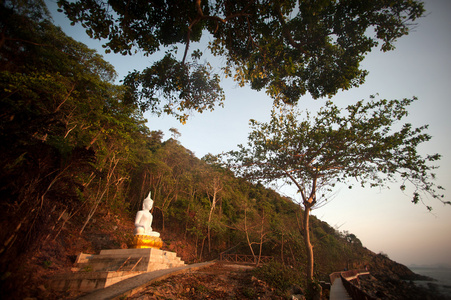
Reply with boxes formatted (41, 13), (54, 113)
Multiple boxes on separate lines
(0, 2), (429, 299)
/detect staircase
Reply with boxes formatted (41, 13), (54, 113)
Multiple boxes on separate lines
(50, 248), (185, 292)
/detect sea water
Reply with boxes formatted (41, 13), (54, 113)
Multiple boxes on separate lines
(409, 266), (451, 298)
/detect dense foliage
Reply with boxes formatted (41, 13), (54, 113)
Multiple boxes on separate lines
(57, 0), (425, 121)
(1, 0), (152, 279)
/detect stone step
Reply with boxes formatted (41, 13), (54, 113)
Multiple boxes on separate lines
(76, 257), (147, 272)
(50, 271), (146, 292)
(76, 257), (184, 272)
(51, 248), (186, 292)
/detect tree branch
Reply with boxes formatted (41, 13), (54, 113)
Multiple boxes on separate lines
(274, 3), (307, 54)
(182, 0), (253, 64)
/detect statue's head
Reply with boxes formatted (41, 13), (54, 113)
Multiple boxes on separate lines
(143, 192), (153, 210)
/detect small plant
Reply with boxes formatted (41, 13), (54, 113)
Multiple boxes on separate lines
(42, 260), (52, 269)
(195, 283), (209, 294)
(151, 280), (165, 287)
(253, 261), (304, 294)
(304, 278), (322, 300)
(82, 265), (93, 272)
(242, 287), (256, 298)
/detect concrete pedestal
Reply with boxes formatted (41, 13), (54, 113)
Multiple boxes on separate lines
(50, 248), (185, 292)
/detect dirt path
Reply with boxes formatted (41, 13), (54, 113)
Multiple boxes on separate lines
(126, 262), (284, 299)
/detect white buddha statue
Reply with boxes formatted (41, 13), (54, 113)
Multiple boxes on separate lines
(134, 192), (160, 237)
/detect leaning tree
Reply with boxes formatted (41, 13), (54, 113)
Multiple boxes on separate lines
(226, 97), (447, 295)
(57, 0), (425, 121)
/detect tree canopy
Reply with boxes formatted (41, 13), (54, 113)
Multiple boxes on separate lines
(226, 97), (447, 287)
(57, 0), (425, 121)
(229, 97), (446, 210)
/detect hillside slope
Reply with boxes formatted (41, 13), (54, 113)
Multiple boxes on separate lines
(0, 141), (435, 299)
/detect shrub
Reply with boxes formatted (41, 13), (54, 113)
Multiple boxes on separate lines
(253, 261), (304, 294)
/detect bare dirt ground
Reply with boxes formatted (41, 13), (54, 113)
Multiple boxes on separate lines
(126, 262), (285, 300)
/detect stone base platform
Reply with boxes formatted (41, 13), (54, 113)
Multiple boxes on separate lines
(50, 248), (185, 292)
(131, 234), (163, 249)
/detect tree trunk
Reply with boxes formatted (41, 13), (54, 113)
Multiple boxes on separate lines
(80, 180), (108, 235)
(288, 242), (296, 266)
(281, 233), (284, 266)
(207, 191), (217, 254)
(200, 235), (207, 260)
(257, 226), (263, 266)
(302, 203), (314, 282)
(184, 204), (190, 240)
(257, 209), (267, 267)
(303, 201), (322, 299)
(243, 208), (256, 263)
(206, 176), (222, 254)
(160, 208), (165, 232)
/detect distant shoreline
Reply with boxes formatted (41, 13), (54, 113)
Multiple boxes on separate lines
(409, 266), (451, 299)
(409, 264), (451, 270)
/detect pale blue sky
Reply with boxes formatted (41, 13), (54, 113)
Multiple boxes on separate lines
(46, 0), (451, 266)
